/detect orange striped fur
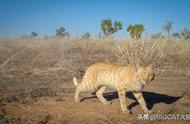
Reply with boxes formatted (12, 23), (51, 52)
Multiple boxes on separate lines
(73, 62), (155, 114)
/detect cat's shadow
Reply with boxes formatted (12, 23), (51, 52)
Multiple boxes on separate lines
(82, 91), (181, 110)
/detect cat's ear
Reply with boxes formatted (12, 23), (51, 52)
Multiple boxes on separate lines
(135, 64), (142, 71)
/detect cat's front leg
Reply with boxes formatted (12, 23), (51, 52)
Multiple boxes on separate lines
(133, 92), (153, 114)
(118, 88), (130, 114)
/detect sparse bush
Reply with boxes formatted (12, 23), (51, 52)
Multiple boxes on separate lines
(81, 32), (91, 39)
(181, 28), (190, 39)
(114, 39), (163, 66)
(56, 27), (70, 38)
(172, 32), (181, 38)
(31, 32), (38, 38)
(114, 38), (190, 76)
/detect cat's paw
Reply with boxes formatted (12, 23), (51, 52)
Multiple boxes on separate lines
(122, 110), (131, 115)
(145, 110), (153, 114)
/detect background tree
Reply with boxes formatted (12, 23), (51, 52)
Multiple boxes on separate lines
(172, 32), (181, 38)
(127, 24), (145, 40)
(113, 21), (122, 32)
(81, 32), (90, 39)
(31, 32), (38, 38)
(181, 28), (190, 39)
(162, 21), (173, 38)
(56, 26), (70, 38)
(100, 19), (122, 37)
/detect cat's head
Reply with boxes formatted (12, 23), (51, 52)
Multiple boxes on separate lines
(135, 64), (155, 85)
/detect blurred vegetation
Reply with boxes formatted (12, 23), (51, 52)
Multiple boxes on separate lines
(81, 32), (91, 39)
(17, 19), (190, 41)
(31, 32), (38, 38)
(151, 32), (164, 39)
(162, 21), (173, 39)
(56, 26), (70, 38)
(100, 19), (122, 37)
(127, 24), (145, 40)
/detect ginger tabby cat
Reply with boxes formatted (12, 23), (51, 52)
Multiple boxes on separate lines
(73, 62), (155, 114)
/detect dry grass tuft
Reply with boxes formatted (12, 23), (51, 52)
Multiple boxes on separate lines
(114, 38), (190, 76)
(0, 37), (189, 82)
(114, 39), (164, 66)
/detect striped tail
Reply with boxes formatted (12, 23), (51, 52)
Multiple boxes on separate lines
(73, 77), (79, 86)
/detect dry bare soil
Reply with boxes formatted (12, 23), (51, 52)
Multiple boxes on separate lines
(0, 77), (190, 124)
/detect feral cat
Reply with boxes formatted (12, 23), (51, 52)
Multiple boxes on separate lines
(73, 62), (155, 114)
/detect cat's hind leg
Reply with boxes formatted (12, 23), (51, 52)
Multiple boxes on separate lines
(96, 86), (112, 105)
(75, 84), (83, 103)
